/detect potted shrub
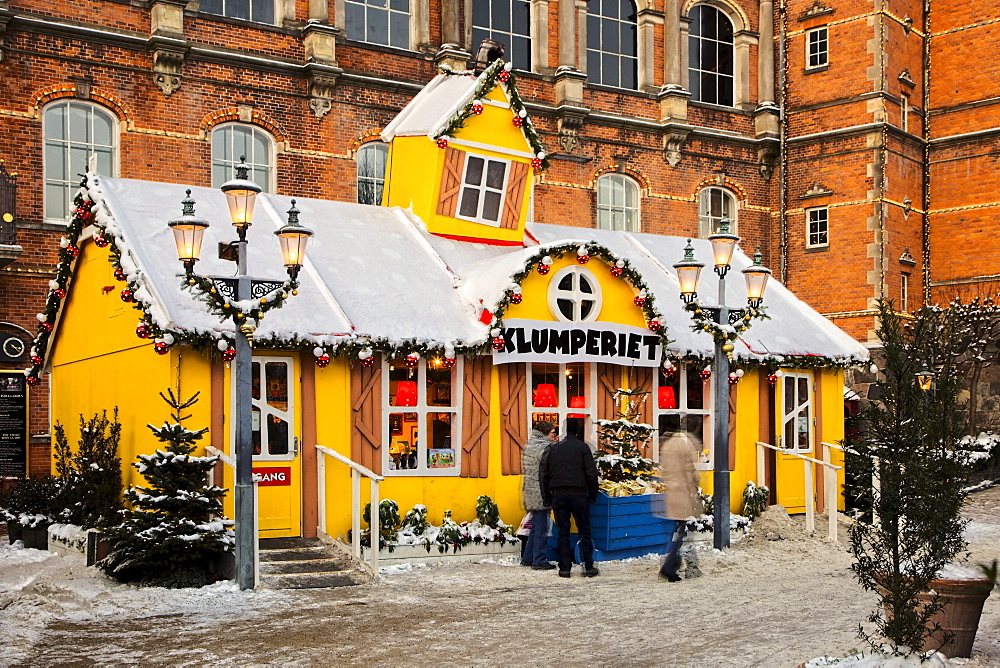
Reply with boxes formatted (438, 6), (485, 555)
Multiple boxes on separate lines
(849, 300), (993, 658)
(0, 476), (61, 549)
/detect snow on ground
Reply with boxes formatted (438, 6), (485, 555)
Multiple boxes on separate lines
(2, 486), (998, 666)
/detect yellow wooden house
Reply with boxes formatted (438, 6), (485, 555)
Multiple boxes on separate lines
(30, 61), (867, 545)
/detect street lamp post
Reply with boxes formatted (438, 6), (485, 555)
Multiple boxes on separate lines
(167, 158), (313, 590)
(673, 221), (771, 550)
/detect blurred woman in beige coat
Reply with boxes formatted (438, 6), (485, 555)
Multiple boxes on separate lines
(658, 431), (704, 581)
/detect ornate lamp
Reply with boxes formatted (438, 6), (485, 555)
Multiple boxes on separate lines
(167, 189), (210, 275)
(274, 199), (314, 281)
(707, 218), (740, 277)
(673, 239), (705, 303)
(220, 156), (262, 235)
(916, 364), (934, 391)
(742, 247), (772, 308)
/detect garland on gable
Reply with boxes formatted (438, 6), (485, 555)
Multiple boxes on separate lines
(683, 300), (770, 355)
(434, 59), (549, 170)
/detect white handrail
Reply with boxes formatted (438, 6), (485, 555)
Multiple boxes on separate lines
(755, 441), (842, 541)
(316, 445), (385, 575)
(206, 446), (260, 585)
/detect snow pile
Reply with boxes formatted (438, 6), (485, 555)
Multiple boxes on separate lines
(47, 524), (91, 551)
(739, 504), (809, 544)
(804, 650), (951, 667)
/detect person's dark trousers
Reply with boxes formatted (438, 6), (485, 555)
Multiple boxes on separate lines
(552, 494), (594, 571)
(660, 522), (687, 577)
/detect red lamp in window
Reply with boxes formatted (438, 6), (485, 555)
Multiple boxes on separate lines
(568, 396), (586, 418)
(533, 383), (557, 407)
(396, 381), (418, 407)
(658, 386), (677, 410)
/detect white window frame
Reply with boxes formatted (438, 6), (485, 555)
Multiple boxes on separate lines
(42, 101), (118, 223)
(698, 186), (738, 237)
(233, 355), (296, 462)
(806, 207), (829, 249)
(343, 0), (412, 49)
(456, 153), (510, 227)
(780, 372), (813, 453)
(382, 357), (463, 477)
(585, 0), (640, 90)
(527, 362), (598, 443)
(211, 123), (276, 193)
(652, 364), (713, 470)
(806, 26), (828, 70)
(548, 265), (603, 323)
(200, 0), (278, 23)
(357, 142), (388, 205)
(596, 173), (641, 232)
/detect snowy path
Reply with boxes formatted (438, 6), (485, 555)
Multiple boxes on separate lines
(2, 488), (998, 667)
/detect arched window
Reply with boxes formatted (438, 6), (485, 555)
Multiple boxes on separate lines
(586, 0), (638, 90)
(472, 0), (532, 71)
(549, 265), (603, 322)
(43, 101), (117, 222)
(345, 0), (411, 49)
(688, 5), (734, 106)
(698, 186), (738, 237)
(211, 124), (275, 192)
(357, 142), (388, 205)
(596, 173), (640, 232)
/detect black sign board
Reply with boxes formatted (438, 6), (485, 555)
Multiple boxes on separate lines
(0, 371), (28, 477)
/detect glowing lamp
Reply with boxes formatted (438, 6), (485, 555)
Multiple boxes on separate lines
(916, 364), (934, 392)
(658, 386), (677, 409)
(396, 380), (418, 406)
(220, 156), (262, 231)
(274, 199), (313, 281)
(673, 239), (704, 303)
(707, 218), (740, 276)
(167, 189), (210, 274)
(534, 383), (557, 407)
(568, 395), (586, 418)
(742, 247), (772, 308)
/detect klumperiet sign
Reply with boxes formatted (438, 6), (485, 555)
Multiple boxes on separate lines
(492, 319), (662, 366)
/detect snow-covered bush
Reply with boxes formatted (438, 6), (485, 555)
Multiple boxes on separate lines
(370, 499), (518, 554)
(52, 409), (123, 529)
(99, 390), (233, 588)
(742, 481), (769, 521)
(361, 499), (401, 551)
(0, 476), (61, 528)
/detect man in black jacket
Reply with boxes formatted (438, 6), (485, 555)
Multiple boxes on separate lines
(540, 417), (600, 578)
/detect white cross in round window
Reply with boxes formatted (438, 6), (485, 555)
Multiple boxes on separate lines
(548, 265), (603, 322)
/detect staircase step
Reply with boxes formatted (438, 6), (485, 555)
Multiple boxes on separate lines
(254, 536), (372, 589)
(259, 546), (333, 562)
(259, 570), (366, 590)
(259, 537), (323, 550)
(260, 557), (353, 575)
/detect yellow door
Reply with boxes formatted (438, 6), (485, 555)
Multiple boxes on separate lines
(774, 372), (813, 513)
(249, 355), (301, 538)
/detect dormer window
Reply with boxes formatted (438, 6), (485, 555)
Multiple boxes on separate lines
(458, 155), (509, 226)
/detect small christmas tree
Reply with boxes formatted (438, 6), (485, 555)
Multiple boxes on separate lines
(53, 409), (123, 529)
(595, 387), (655, 486)
(100, 390), (234, 588)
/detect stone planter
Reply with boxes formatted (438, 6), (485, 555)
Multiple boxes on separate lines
(361, 541), (520, 567)
(919, 577), (994, 658)
(6, 521), (23, 545)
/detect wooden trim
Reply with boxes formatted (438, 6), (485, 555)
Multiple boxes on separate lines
(597, 363), (619, 421)
(461, 357), (491, 478)
(437, 146), (464, 217)
(814, 371), (825, 513)
(351, 355), (383, 475)
(501, 160), (530, 230)
(630, 366), (654, 458)
(210, 358), (225, 489)
(500, 364), (527, 474)
(301, 360), (318, 538)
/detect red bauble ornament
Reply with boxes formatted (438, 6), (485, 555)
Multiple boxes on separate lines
(634, 296), (647, 307)
(471, 103), (484, 115)
(222, 347), (237, 362)
(93, 234), (109, 248)
(648, 319), (661, 332)
(135, 323), (151, 339)
(39, 322), (53, 332)
(611, 266), (623, 277)
(65, 245), (79, 258)
(53, 289), (66, 299)
(30, 355), (43, 366)
(512, 116), (524, 127)
(492, 336), (506, 351)
(498, 70), (510, 83)
(436, 137), (449, 149)
(700, 368), (712, 380)
(510, 293), (522, 305)
(766, 373), (778, 385)
(404, 354), (419, 369)
(154, 341), (171, 355)
(442, 358), (456, 368)
(316, 354), (331, 368)
(360, 356), (374, 367)
(531, 158), (543, 170)
(577, 254), (590, 264)
(114, 268), (126, 282)
(120, 288), (135, 303)
(728, 373), (740, 385)
(660, 364), (675, 377)
(25, 376), (39, 386)
(537, 263), (550, 276)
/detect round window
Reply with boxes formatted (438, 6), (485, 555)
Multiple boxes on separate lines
(547, 266), (602, 322)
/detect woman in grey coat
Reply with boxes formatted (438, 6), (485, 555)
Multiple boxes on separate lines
(521, 421), (557, 569)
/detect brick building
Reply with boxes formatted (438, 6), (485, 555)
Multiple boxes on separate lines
(0, 0), (995, 475)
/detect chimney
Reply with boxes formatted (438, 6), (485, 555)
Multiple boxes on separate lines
(474, 39), (505, 73)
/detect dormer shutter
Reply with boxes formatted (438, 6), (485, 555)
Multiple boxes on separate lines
(500, 160), (529, 230)
(437, 147), (464, 217)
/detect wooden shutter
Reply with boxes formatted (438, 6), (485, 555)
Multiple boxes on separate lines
(500, 363), (527, 475)
(500, 160), (529, 230)
(461, 357), (491, 478)
(629, 366), (654, 458)
(727, 383), (737, 471)
(351, 355), (383, 475)
(596, 363), (620, 421)
(437, 147), (464, 217)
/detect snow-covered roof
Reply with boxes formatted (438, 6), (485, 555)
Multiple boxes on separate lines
(73, 174), (867, 365)
(381, 72), (482, 141)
